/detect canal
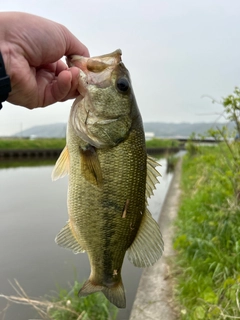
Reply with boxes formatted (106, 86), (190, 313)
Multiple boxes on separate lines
(0, 158), (173, 320)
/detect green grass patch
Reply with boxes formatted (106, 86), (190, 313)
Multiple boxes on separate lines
(47, 281), (118, 320)
(174, 144), (240, 319)
(0, 138), (65, 150)
(0, 280), (118, 320)
(146, 138), (180, 148)
(0, 137), (179, 150)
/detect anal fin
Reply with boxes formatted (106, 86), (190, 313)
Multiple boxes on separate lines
(55, 222), (85, 254)
(127, 209), (163, 267)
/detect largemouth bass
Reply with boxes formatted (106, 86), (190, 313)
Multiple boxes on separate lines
(52, 49), (163, 308)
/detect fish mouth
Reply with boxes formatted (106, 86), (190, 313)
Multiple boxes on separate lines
(67, 50), (122, 91)
(67, 49), (122, 71)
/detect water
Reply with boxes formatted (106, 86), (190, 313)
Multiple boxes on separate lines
(0, 159), (172, 320)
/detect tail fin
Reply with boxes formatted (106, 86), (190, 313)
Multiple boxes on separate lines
(78, 279), (104, 296)
(102, 279), (126, 308)
(78, 278), (126, 308)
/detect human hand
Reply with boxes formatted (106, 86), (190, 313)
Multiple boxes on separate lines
(0, 12), (89, 109)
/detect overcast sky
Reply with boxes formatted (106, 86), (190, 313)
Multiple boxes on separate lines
(1, 0), (240, 136)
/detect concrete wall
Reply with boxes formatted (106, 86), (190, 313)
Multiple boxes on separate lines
(129, 159), (182, 320)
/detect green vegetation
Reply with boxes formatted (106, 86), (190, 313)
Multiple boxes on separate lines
(0, 280), (118, 320)
(174, 144), (240, 319)
(166, 155), (179, 173)
(0, 138), (65, 150)
(146, 138), (180, 148)
(47, 281), (118, 320)
(220, 86), (240, 137)
(174, 87), (240, 319)
(0, 137), (179, 150)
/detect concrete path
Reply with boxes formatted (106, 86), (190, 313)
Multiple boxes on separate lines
(129, 159), (182, 320)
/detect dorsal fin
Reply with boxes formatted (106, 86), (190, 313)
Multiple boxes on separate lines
(55, 222), (85, 254)
(52, 146), (69, 181)
(146, 155), (161, 200)
(127, 209), (164, 267)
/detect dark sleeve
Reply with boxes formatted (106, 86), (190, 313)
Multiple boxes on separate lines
(0, 52), (11, 109)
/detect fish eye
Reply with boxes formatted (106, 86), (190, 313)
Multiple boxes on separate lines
(116, 78), (130, 93)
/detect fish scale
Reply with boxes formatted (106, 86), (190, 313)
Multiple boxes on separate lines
(52, 50), (163, 308)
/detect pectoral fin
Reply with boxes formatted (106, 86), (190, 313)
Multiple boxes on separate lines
(52, 146), (69, 181)
(55, 222), (85, 254)
(127, 209), (163, 267)
(81, 145), (103, 186)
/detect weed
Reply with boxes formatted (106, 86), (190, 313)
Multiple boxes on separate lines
(174, 145), (240, 319)
(0, 138), (65, 150)
(146, 138), (180, 148)
(0, 280), (118, 320)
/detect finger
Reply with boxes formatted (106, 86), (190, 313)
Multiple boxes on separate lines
(46, 70), (72, 106)
(58, 67), (81, 101)
(38, 60), (68, 76)
(55, 60), (68, 75)
(42, 67), (81, 106)
(61, 25), (90, 58)
(65, 67), (81, 98)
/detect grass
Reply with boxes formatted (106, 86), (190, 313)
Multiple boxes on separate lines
(48, 281), (118, 320)
(0, 138), (65, 150)
(0, 137), (179, 150)
(146, 138), (180, 148)
(0, 280), (118, 320)
(174, 143), (240, 319)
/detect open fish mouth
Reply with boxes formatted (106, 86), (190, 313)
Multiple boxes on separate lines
(67, 50), (122, 90)
(67, 49), (122, 70)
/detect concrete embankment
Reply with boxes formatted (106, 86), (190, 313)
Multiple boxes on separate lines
(0, 149), (61, 160)
(130, 159), (182, 320)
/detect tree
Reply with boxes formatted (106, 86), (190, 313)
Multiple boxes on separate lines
(207, 87), (240, 204)
(222, 87), (240, 138)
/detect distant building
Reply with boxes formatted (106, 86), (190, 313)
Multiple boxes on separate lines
(30, 134), (37, 140)
(145, 132), (155, 140)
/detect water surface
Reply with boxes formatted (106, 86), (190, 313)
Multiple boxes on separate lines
(0, 159), (172, 320)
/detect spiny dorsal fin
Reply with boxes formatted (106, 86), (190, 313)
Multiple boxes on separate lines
(55, 222), (85, 254)
(52, 146), (69, 181)
(146, 155), (161, 200)
(127, 209), (164, 267)
(81, 145), (103, 186)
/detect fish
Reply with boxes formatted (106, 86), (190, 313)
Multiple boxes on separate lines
(52, 49), (163, 308)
